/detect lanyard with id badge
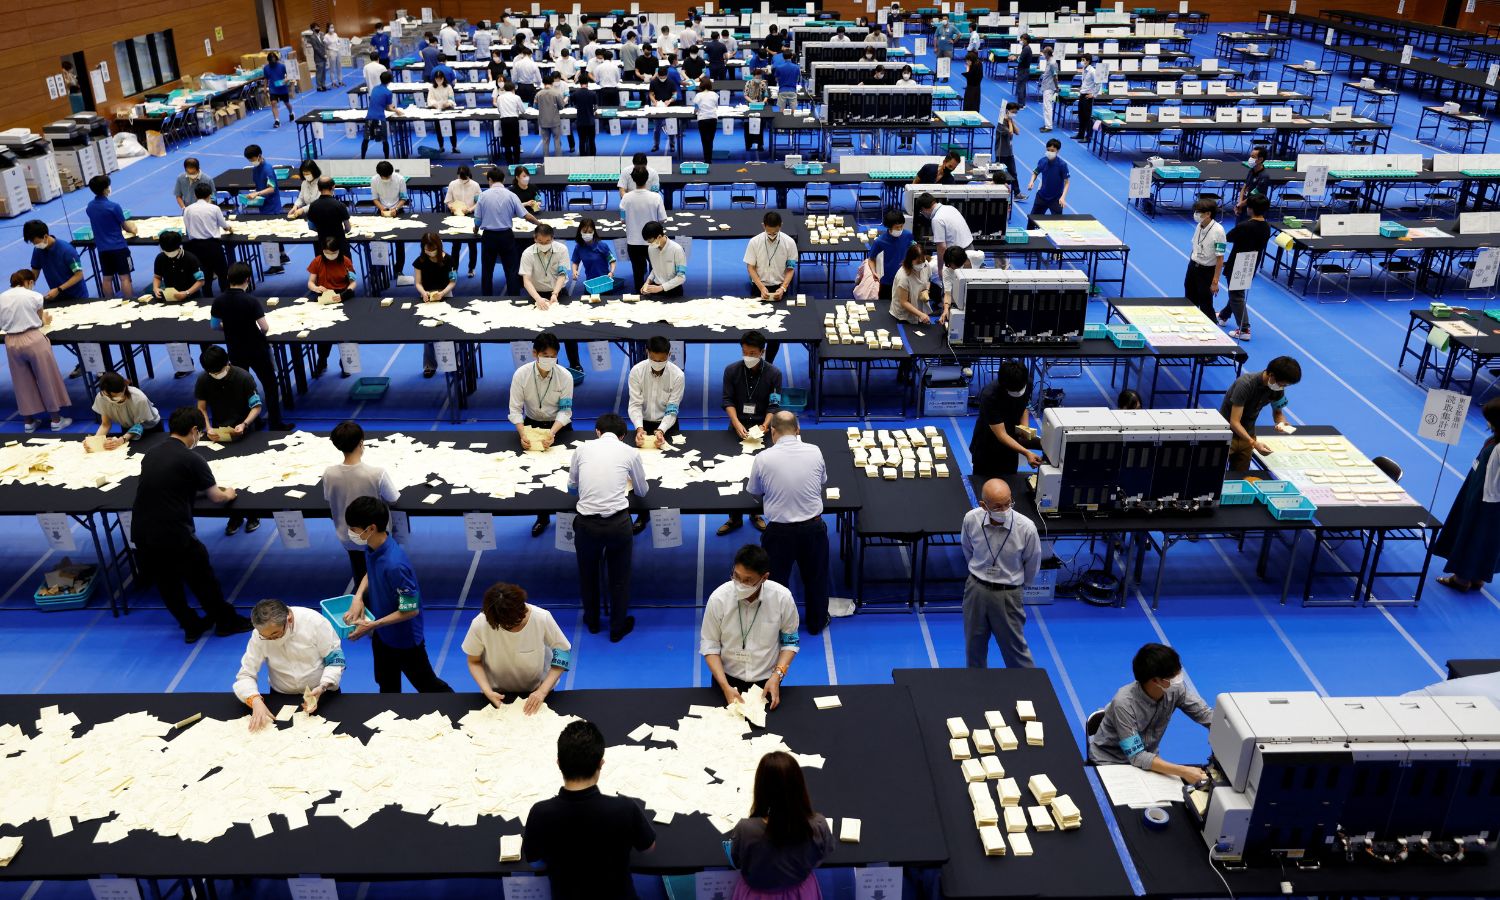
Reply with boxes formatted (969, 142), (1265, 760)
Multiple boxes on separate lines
(724, 597), (762, 668)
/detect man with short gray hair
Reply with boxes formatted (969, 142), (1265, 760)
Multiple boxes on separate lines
(960, 478), (1039, 669)
(233, 598), (346, 731)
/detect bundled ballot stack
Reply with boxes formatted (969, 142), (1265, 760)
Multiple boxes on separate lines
(946, 701), (1081, 860)
(411, 295), (790, 336)
(847, 425), (950, 480)
(823, 300), (876, 346)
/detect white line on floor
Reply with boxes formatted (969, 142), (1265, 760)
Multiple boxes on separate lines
(30, 610), (104, 694)
(435, 550), (485, 672)
(1376, 604), (1446, 678)
(1208, 541), (1330, 696)
(916, 610), (940, 667)
(822, 628), (838, 685)
(693, 514), (708, 688)
(565, 609), (585, 691)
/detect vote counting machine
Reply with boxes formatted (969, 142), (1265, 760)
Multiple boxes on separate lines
(903, 184), (1013, 244)
(946, 269), (1088, 348)
(1034, 407), (1232, 515)
(822, 85), (936, 127)
(1195, 692), (1500, 868)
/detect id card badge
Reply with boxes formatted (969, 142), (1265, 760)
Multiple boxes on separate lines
(742, 403), (756, 415)
(724, 648), (752, 666)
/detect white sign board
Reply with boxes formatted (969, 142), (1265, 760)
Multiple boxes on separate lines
(1418, 388), (1470, 446)
(1303, 164), (1329, 199)
(274, 510), (311, 549)
(78, 342), (105, 375)
(554, 512), (577, 552)
(166, 342), (196, 373)
(287, 879), (339, 900)
(433, 341), (457, 372)
(1401, 44), (1414, 64)
(650, 508), (683, 549)
(1128, 166), (1153, 199)
(696, 871), (739, 900)
(465, 511), (497, 551)
(37, 513), (75, 551)
(89, 881), (144, 900)
(339, 342), (362, 374)
(855, 867), (905, 900)
(588, 340), (612, 371)
(1471, 246), (1500, 289)
(1229, 251), (1259, 290)
(502, 876), (552, 900)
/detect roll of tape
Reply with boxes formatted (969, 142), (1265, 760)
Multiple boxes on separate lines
(1143, 806), (1170, 830)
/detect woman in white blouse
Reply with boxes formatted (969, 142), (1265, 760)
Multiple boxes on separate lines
(287, 159), (321, 219)
(889, 242), (934, 324)
(427, 71), (459, 153)
(0, 270), (71, 432)
(694, 76), (720, 163)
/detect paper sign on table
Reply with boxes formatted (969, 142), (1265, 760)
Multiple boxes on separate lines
(286, 877), (338, 900)
(588, 341), (612, 371)
(433, 341), (458, 373)
(650, 508), (683, 549)
(511, 341), (533, 368)
(1418, 389), (1470, 446)
(465, 511), (497, 551)
(37, 513), (76, 551)
(668, 340), (686, 367)
(88, 880), (143, 900)
(118, 510), (134, 547)
(554, 512), (577, 552)
(1471, 246), (1500, 289)
(274, 511), (311, 549)
(1303, 164), (1329, 199)
(339, 343), (362, 374)
(502, 874), (552, 900)
(855, 867), (903, 900)
(166, 342), (196, 374)
(1229, 251), (1259, 291)
(1128, 166), (1152, 199)
(696, 871), (738, 899)
(78, 342), (105, 375)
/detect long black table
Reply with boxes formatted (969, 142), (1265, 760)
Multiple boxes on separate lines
(1089, 113), (1392, 161)
(1398, 307), (1500, 395)
(891, 668), (1134, 900)
(1323, 45), (1500, 113)
(1260, 10), (1404, 49)
(1324, 8), (1480, 56)
(1267, 217), (1488, 297)
(0, 687), (946, 880)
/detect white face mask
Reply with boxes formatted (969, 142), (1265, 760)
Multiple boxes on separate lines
(732, 578), (760, 600)
(1169, 671), (1185, 687)
(1006, 387), (1026, 398)
(1267, 381), (1286, 392)
(166, 248), (184, 259)
(107, 394), (127, 404)
(743, 355), (761, 368)
(890, 227), (904, 237)
(1195, 212), (1210, 223)
(1046, 150), (1057, 160)
(347, 529), (369, 546)
(210, 368), (230, 380)
(536, 356), (556, 372)
(986, 505), (1011, 526)
(323, 251), (340, 260)
(650, 362), (667, 373)
(580, 231), (595, 242)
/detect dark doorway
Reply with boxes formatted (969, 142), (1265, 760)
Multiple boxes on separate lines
(61, 53), (92, 113)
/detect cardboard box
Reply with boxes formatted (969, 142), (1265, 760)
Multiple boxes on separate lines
(241, 52), (271, 69)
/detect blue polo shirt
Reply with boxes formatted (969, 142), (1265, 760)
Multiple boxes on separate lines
(264, 61), (289, 96)
(421, 43), (442, 79)
(30, 239), (90, 299)
(364, 536), (425, 649)
(574, 236), (615, 279)
(251, 160), (284, 214)
(1033, 155), (1070, 202)
(86, 196), (129, 252)
(434, 62), (458, 85)
(773, 56), (800, 91)
(866, 229), (914, 287)
(368, 84), (395, 121)
(371, 31), (391, 57)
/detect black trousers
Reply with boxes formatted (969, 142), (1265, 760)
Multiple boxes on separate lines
(762, 518), (830, 631)
(578, 121), (598, 155)
(574, 509), (633, 634)
(500, 118), (522, 164)
(627, 244), (650, 291)
(346, 548), (367, 586)
(1184, 260), (1216, 320)
(449, 239), (477, 272)
(1015, 72), (1030, 105)
(185, 238), (228, 294)
(698, 118), (717, 160)
(1076, 94), (1094, 139)
(135, 539), (236, 631)
(480, 229), (521, 296)
(371, 635), (453, 693)
(997, 154), (1020, 192)
(229, 348), (286, 427)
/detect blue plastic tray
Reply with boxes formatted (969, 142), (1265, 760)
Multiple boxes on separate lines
(1268, 494), (1317, 521)
(321, 594), (374, 639)
(583, 274), (615, 295)
(1083, 322), (1109, 340)
(349, 376), (390, 400)
(1220, 480), (1257, 505)
(780, 388), (809, 412)
(1252, 480), (1298, 503)
(34, 575), (95, 611)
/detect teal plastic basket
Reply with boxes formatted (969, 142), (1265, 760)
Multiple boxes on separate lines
(1220, 480), (1257, 505)
(568, 366), (587, 385)
(349, 376), (390, 400)
(72, 226), (93, 241)
(1252, 480), (1298, 503)
(321, 594), (375, 639)
(34, 574), (95, 611)
(1268, 494), (1317, 521)
(1083, 322), (1109, 340)
(583, 274), (615, 295)
(1004, 228), (1029, 244)
(1107, 324), (1145, 349)
(778, 388), (809, 412)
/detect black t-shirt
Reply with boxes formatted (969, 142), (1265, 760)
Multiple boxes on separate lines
(194, 366), (261, 428)
(915, 163), (956, 185)
(307, 195), (351, 246)
(130, 437), (216, 549)
(1219, 370), (1283, 437)
(684, 56), (706, 79)
(1242, 164), (1272, 200)
(635, 55), (659, 78)
(154, 250), (204, 292)
(649, 76), (675, 102)
(522, 786), (655, 900)
(412, 251), (457, 291)
(970, 380), (1032, 476)
(209, 289), (270, 358)
(573, 88), (598, 120)
(1226, 218), (1271, 267)
(512, 184), (539, 205)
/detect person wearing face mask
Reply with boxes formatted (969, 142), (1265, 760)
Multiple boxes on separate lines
(89, 372), (161, 450)
(890, 242), (934, 326)
(463, 582), (573, 713)
(997, 101), (1025, 200)
(700, 544), (800, 709)
(182, 182), (231, 304)
(235, 599), (346, 732)
(85, 175), (138, 299)
(343, 495), (454, 693)
(130, 407), (251, 643)
(640, 221), (688, 298)
(1219, 355), (1302, 471)
(288, 160), (322, 220)
(1027, 137), (1070, 215)
(445, 166), (481, 277)
(1037, 45), (1059, 132)
(511, 332), (577, 537)
(569, 413), (649, 642)
(321, 420), (401, 585)
(915, 193), (973, 288)
(209, 264), (292, 432)
(959, 478), (1039, 669)
(571, 217), (617, 290)
(1014, 34), (1034, 108)
(0, 269), (72, 433)
(963, 52), (984, 112)
(1087, 642), (1213, 784)
(1074, 52), (1104, 142)
(720, 331), (782, 536)
(864, 209), (914, 302)
(520, 224), (584, 370)
(748, 412), (830, 635)
(744, 211), (798, 307)
(305, 237), (358, 379)
(969, 361), (1042, 481)
(1184, 198), (1226, 321)
(626, 335), (686, 534)
(412, 232), (459, 378)
(1235, 147), (1272, 220)
(914, 150), (962, 186)
(193, 345), (263, 536)
(151, 231), (205, 303)
(476, 166), (541, 297)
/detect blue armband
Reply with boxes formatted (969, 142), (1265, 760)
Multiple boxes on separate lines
(555, 264), (568, 275)
(246, 393), (263, 409)
(193, 270), (204, 281)
(1271, 395), (1289, 410)
(785, 259), (797, 269)
(323, 649), (346, 668)
(549, 647), (572, 670)
(674, 264), (688, 276)
(664, 403), (679, 415)
(769, 392), (782, 405)
(127, 424), (143, 437)
(210, 316), (223, 330)
(1120, 732), (1146, 759)
(558, 397), (573, 410)
(778, 631), (800, 647)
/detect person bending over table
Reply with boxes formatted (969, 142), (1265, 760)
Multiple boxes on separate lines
(510, 331), (576, 537)
(641, 221), (687, 298)
(572, 217), (617, 290)
(24, 220), (89, 303)
(209, 264), (292, 430)
(322, 421), (401, 585)
(520, 223), (583, 370)
(194, 346), (264, 536)
(1218, 355), (1301, 471)
(1087, 642), (1213, 784)
(890, 242), (935, 326)
(151, 231), (205, 303)
(344, 495), (453, 693)
(413, 232), (458, 379)
(523, 720), (657, 900)
(745, 211), (798, 364)
(700, 544), (800, 708)
(569, 413), (648, 642)
(865, 209), (914, 303)
(85, 174), (138, 299)
(1433, 397), (1500, 592)
(445, 165), (481, 276)
(463, 581), (572, 712)
(730, 752), (836, 898)
(627, 335), (686, 533)
(370, 160), (411, 281)
(236, 598), (345, 732)
(0, 269), (72, 432)
(916, 193), (973, 288)
(720, 330), (781, 536)
(88, 372), (161, 450)
(306, 236), (358, 378)
(969, 361), (1043, 480)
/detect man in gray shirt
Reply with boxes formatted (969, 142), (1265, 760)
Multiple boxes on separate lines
(1037, 45), (1059, 132)
(535, 74), (567, 157)
(1088, 643), (1213, 783)
(321, 421), (401, 585)
(959, 478), (1040, 669)
(1218, 355), (1301, 471)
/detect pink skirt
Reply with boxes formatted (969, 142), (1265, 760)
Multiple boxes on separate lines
(732, 873), (822, 900)
(5, 329), (69, 418)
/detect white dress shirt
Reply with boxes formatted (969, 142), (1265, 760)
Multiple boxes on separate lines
(364, 61), (388, 89)
(627, 359), (686, 431)
(0, 287), (44, 333)
(747, 434), (827, 523)
(928, 203), (974, 250)
(698, 579), (800, 683)
(183, 199), (228, 240)
(620, 188), (667, 244)
(742, 231), (799, 286)
(1079, 62), (1105, 97)
(512, 55), (543, 85)
(618, 167), (662, 195)
(440, 25), (461, 54)
(595, 59), (623, 87)
(446, 177), (482, 210)
(959, 506), (1041, 586)
(568, 432), (649, 516)
(694, 89), (720, 120)
(232, 610), (345, 702)
(646, 238), (688, 290)
(496, 91), (526, 116)
(1190, 220), (1227, 266)
(508, 360), (575, 426)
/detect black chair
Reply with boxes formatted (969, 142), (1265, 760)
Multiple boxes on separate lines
(1372, 455), (1402, 483)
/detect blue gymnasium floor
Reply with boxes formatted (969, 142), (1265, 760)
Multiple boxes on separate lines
(3, 21), (1500, 900)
